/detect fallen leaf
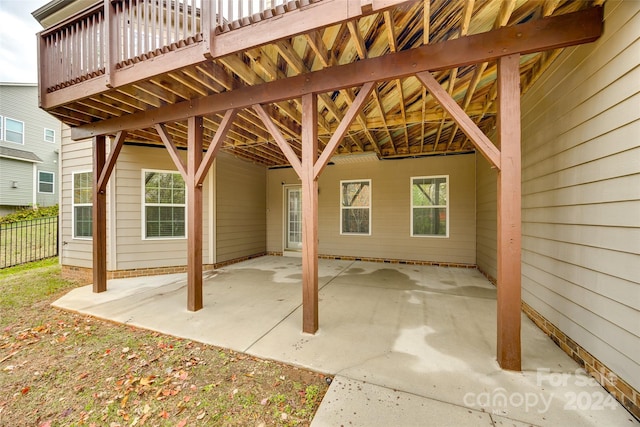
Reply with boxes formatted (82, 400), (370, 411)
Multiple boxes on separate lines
(159, 410), (169, 419)
(140, 376), (155, 386)
(120, 392), (130, 408)
(183, 395), (191, 403)
(176, 420), (187, 427)
(122, 347), (130, 353)
(38, 421), (52, 427)
(21, 386), (30, 395)
(196, 411), (206, 420)
(78, 372), (89, 380)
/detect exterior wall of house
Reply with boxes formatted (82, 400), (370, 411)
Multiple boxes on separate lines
(215, 153), (267, 264)
(0, 84), (61, 212)
(59, 141), (265, 274)
(111, 144), (212, 270)
(475, 154), (497, 280)
(519, 0), (640, 394)
(59, 129), (97, 269)
(0, 159), (35, 213)
(267, 153), (476, 264)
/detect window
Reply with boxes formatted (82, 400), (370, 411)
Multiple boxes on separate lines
(38, 171), (55, 194)
(411, 176), (448, 237)
(143, 170), (186, 239)
(44, 128), (55, 143)
(340, 179), (371, 235)
(4, 117), (24, 144)
(73, 172), (93, 238)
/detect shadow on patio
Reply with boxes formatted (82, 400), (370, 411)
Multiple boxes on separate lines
(53, 256), (636, 426)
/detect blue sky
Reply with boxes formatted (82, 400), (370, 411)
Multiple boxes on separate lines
(0, 0), (51, 83)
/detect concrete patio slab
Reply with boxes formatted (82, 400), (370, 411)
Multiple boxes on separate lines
(53, 256), (638, 426)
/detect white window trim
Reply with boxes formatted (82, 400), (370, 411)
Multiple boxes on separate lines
(72, 170), (93, 240)
(410, 175), (449, 238)
(44, 128), (56, 143)
(340, 179), (372, 236)
(0, 115), (3, 140)
(141, 169), (187, 240)
(4, 117), (25, 145)
(37, 170), (55, 194)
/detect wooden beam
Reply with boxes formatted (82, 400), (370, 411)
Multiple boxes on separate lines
(301, 92), (319, 334)
(195, 109), (238, 185)
(210, 0), (415, 58)
(104, 0), (117, 88)
(72, 7), (604, 140)
(384, 11), (398, 52)
(253, 104), (303, 177)
(187, 116), (204, 312)
(155, 123), (188, 180)
(314, 81), (376, 178)
(496, 54), (522, 371)
(97, 131), (127, 192)
(92, 135), (107, 293)
(347, 20), (368, 60)
(416, 71), (501, 169)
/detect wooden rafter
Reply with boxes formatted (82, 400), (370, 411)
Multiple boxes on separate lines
(71, 6), (604, 167)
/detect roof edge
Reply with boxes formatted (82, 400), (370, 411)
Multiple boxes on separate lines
(32, 0), (77, 24)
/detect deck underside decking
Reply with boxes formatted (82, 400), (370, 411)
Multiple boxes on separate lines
(39, 0), (602, 165)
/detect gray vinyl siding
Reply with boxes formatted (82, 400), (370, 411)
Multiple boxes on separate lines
(0, 159), (34, 209)
(0, 84), (61, 209)
(113, 145), (212, 270)
(475, 154), (497, 279)
(215, 153), (267, 263)
(267, 153), (476, 264)
(520, 0), (639, 392)
(59, 128), (95, 269)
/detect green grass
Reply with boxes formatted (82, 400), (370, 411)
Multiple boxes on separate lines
(0, 258), (74, 326)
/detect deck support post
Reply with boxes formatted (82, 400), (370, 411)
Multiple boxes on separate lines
(92, 135), (107, 293)
(496, 54), (522, 371)
(187, 116), (204, 311)
(301, 93), (319, 334)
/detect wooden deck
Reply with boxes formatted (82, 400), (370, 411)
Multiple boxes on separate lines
(35, 0), (605, 371)
(39, 0), (602, 165)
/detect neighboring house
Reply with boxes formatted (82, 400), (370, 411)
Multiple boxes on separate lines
(33, 0), (638, 421)
(0, 83), (61, 215)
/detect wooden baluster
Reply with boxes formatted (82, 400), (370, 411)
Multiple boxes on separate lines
(182, 0), (187, 40)
(63, 27), (68, 82)
(191, 0), (196, 37)
(88, 15), (93, 73)
(174, 0), (179, 44)
(138, 2), (144, 57)
(128, 0), (134, 58)
(151, 0), (156, 51)
(158, 0), (163, 50)
(82, 19), (87, 76)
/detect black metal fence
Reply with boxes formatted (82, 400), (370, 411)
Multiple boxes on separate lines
(0, 216), (59, 269)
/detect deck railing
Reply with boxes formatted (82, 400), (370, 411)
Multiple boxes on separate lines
(38, 0), (300, 98)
